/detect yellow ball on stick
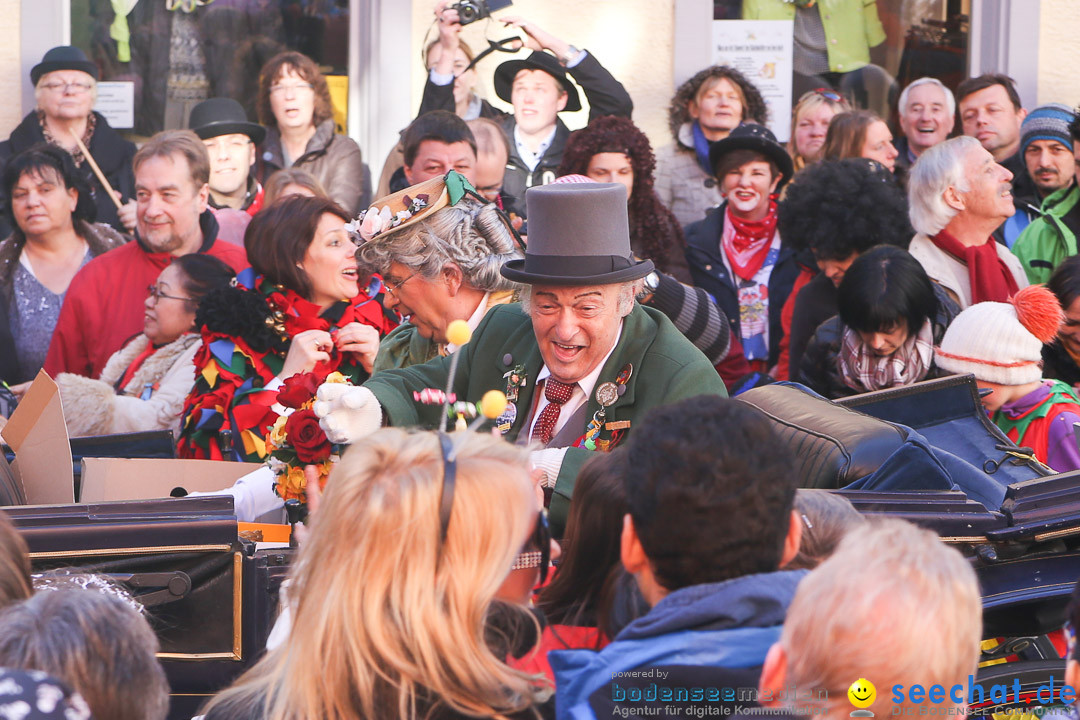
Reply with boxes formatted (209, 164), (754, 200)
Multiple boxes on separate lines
(481, 390), (508, 419)
(445, 320), (472, 347)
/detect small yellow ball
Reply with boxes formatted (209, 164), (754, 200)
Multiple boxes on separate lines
(445, 319), (472, 347)
(481, 390), (508, 419)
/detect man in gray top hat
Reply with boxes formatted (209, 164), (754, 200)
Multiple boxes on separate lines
(314, 182), (727, 535)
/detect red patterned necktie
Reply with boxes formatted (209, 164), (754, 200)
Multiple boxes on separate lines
(533, 379), (576, 445)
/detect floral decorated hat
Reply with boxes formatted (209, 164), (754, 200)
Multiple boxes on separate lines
(347, 170), (476, 243)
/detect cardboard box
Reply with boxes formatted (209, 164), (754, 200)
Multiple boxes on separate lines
(80, 457), (254, 503)
(0, 371), (73, 505)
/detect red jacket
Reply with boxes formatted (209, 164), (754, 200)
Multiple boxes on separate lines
(44, 213), (249, 379)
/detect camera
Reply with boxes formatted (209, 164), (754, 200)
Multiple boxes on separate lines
(451, 0), (512, 26)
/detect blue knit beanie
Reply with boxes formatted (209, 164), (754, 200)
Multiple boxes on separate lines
(1020, 103), (1076, 156)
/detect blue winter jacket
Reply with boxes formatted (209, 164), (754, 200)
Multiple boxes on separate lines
(550, 569), (807, 719)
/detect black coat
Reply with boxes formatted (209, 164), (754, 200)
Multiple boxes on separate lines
(1043, 341), (1080, 388)
(788, 271), (838, 381)
(0, 112), (136, 237)
(799, 282), (960, 399)
(417, 51), (633, 218)
(684, 203), (808, 368)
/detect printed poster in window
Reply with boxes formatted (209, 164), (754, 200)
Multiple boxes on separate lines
(712, 20), (794, 142)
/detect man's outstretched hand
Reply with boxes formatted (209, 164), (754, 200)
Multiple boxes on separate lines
(313, 383), (382, 444)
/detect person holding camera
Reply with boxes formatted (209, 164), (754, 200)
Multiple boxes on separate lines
(420, 0), (633, 218)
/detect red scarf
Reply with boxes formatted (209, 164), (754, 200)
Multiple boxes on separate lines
(930, 229), (1018, 304)
(724, 201), (778, 281)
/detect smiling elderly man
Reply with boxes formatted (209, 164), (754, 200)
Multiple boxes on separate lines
(314, 183), (726, 534)
(907, 135), (1028, 309)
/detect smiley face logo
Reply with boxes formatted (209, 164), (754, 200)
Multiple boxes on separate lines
(848, 678), (876, 709)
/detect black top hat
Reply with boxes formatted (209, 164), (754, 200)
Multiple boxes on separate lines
(31, 46), (98, 86)
(501, 183), (653, 285)
(494, 52), (582, 113)
(189, 98), (266, 145)
(708, 123), (795, 191)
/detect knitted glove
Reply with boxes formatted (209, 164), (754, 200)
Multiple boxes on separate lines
(313, 384), (382, 444)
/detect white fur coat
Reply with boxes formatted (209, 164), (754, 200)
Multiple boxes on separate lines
(56, 334), (201, 437)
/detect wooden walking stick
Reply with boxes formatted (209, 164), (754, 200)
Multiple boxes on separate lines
(70, 130), (124, 211)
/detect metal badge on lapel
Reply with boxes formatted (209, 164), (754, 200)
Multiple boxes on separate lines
(595, 382), (618, 408)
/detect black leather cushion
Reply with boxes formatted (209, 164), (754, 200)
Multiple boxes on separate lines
(738, 383), (907, 489)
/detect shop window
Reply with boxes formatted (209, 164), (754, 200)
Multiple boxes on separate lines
(71, 0), (350, 138)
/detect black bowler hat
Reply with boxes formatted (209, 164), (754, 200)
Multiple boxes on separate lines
(31, 46), (98, 86)
(708, 123), (795, 191)
(500, 183), (653, 285)
(188, 98), (266, 145)
(494, 51), (581, 113)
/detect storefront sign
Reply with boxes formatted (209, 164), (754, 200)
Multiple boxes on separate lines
(712, 20), (794, 142)
(94, 82), (135, 129)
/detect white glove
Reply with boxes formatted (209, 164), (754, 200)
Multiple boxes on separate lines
(313, 384), (382, 444)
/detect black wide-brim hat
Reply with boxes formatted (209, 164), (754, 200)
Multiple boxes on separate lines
(189, 98), (266, 145)
(494, 52), (582, 113)
(501, 183), (653, 285)
(31, 46), (98, 86)
(708, 123), (795, 191)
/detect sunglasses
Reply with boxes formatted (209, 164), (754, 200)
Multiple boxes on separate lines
(809, 87), (844, 103)
(436, 434), (550, 585)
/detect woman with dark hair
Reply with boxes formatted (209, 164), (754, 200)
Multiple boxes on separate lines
(655, 66), (769, 227)
(0, 144), (125, 385)
(801, 245), (960, 399)
(822, 110), (898, 173)
(685, 124), (802, 378)
(54, 254), (235, 437)
(177, 195), (397, 461)
(558, 116), (689, 282)
(515, 449), (645, 684)
(777, 158), (912, 379)
(254, 51), (365, 214)
(1044, 255), (1080, 388)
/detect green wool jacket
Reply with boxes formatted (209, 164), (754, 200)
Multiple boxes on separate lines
(364, 302), (727, 535)
(1013, 183), (1080, 286)
(742, 0), (886, 73)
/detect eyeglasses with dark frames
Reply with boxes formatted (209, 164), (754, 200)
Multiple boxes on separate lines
(146, 284), (192, 303)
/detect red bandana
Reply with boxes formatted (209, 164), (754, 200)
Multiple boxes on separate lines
(930, 229), (1019, 304)
(723, 201), (779, 281)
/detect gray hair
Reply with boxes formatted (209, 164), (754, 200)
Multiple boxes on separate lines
(907, 136), (979, 236)
(898, 77), (956, 118)
(0, 586), (169, 720)
(779, 519), (980, 717)
(520, 280), (641, 317)
(359, 198), (522, 293)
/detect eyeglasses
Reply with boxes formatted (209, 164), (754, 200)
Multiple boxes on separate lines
(384, 273), (416, 296)
(146, 284), (191, 303)
(269, 82), (314, 95)
(511, 510), (551, 585)
(39, 81), (93, 94)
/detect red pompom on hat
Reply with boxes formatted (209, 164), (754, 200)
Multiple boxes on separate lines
(1010, 284), (1063, 345)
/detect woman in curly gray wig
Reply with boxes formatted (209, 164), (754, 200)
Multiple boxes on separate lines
(361, 195), (523, 371)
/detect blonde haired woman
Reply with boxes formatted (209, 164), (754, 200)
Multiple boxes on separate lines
(201, 428), (553, 720)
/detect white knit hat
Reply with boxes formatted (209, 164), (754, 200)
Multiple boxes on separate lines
(934, 285), (1063, 385)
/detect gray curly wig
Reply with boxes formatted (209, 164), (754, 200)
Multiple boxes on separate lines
(359, 198), (523, 293)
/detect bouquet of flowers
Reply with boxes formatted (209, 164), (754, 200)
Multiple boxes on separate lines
(265, 371), (351, 502)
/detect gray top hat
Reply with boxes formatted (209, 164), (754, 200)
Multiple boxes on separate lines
(500, 183), (653, 285)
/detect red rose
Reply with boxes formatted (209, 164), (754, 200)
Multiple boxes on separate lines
(284, 409), (332, 463)
(277, 372), (321, 409)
